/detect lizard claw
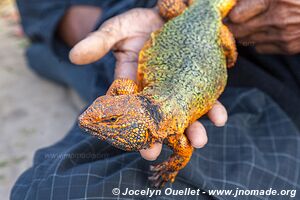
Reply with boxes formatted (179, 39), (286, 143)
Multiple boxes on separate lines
(149, 163), (178, 188)
(150, 164), (165, 171)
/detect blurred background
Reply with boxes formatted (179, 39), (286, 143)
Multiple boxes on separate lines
(0, 0), (84, 199)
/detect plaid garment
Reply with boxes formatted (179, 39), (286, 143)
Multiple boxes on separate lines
(11, 88), (300, 200)
(13, 0), (300, 199)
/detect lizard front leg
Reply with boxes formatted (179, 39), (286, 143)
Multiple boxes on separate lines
(220, 24), (237, 68)
(157, 0), (190, 21)
(218, 0), (237, 68)
(106, 78), (138, 96)
(149, 134), (193, 188)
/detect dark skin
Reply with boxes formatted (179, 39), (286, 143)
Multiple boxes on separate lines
(227, 0), (300, 54)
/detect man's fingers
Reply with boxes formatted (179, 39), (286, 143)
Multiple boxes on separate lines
(186, 121), (208, 148)
(114, 60), (138, 80)
(186, 101), (228, 149)
(140, 121), (208, 159)
(140, 143), (162, 161)
(69, 16), (126, 65)
(69, 9), (163, 65)
(140, 101), (227, 156)
(229, 0), (269, 23)
(255, 44), (280, 54)
(207, 101), (228, 127)
(113, 36), (149, 80)
(239, 30), (277, 45)
(227, 14), (269, 39)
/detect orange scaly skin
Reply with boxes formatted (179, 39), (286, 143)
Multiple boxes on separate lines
(79, 0), (237, 188)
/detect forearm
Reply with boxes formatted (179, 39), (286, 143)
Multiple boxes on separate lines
(57, 5), (102, 47)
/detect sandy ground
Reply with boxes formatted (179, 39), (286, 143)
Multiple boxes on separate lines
(0, 19), (85, 199)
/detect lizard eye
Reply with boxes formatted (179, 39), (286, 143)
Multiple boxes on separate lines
(101, 116), (119, 123)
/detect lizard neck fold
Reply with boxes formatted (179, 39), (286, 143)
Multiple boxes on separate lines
(138, 90), (189, 138)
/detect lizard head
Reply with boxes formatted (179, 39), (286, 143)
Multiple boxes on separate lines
(78, 95), (161, 151)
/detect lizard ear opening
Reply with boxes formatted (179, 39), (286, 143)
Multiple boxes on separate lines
(106, 78), (138, 96)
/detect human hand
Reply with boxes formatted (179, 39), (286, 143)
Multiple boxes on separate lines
(227, 0), (300, 54)
(69, 8), (228, 161)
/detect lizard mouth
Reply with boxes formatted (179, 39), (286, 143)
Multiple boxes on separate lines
(79, 121), (141, 151)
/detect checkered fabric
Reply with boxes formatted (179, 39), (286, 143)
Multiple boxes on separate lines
(11, 88), (300, 200)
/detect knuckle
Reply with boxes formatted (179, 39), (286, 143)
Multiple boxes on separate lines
(258, 0), (269, 9)
(275, 10), (290, 29)
(101, 22), (118, 36)
(128, 9), (142, 20)
(283, 43), (297, 54)
(278, 19), (289, 29)
(279, 33), (293, 43)
(101, 16), (123, 36)
(229, 12), (241, 23)
(262, 0), (270, 8)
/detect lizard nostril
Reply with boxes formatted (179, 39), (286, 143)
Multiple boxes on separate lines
(78, 115), (89, 127)
(78, 110), (100, 126)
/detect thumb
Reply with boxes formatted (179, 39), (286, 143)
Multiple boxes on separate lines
(228, 0), (269, 23)
(69, 8), (162, 65)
